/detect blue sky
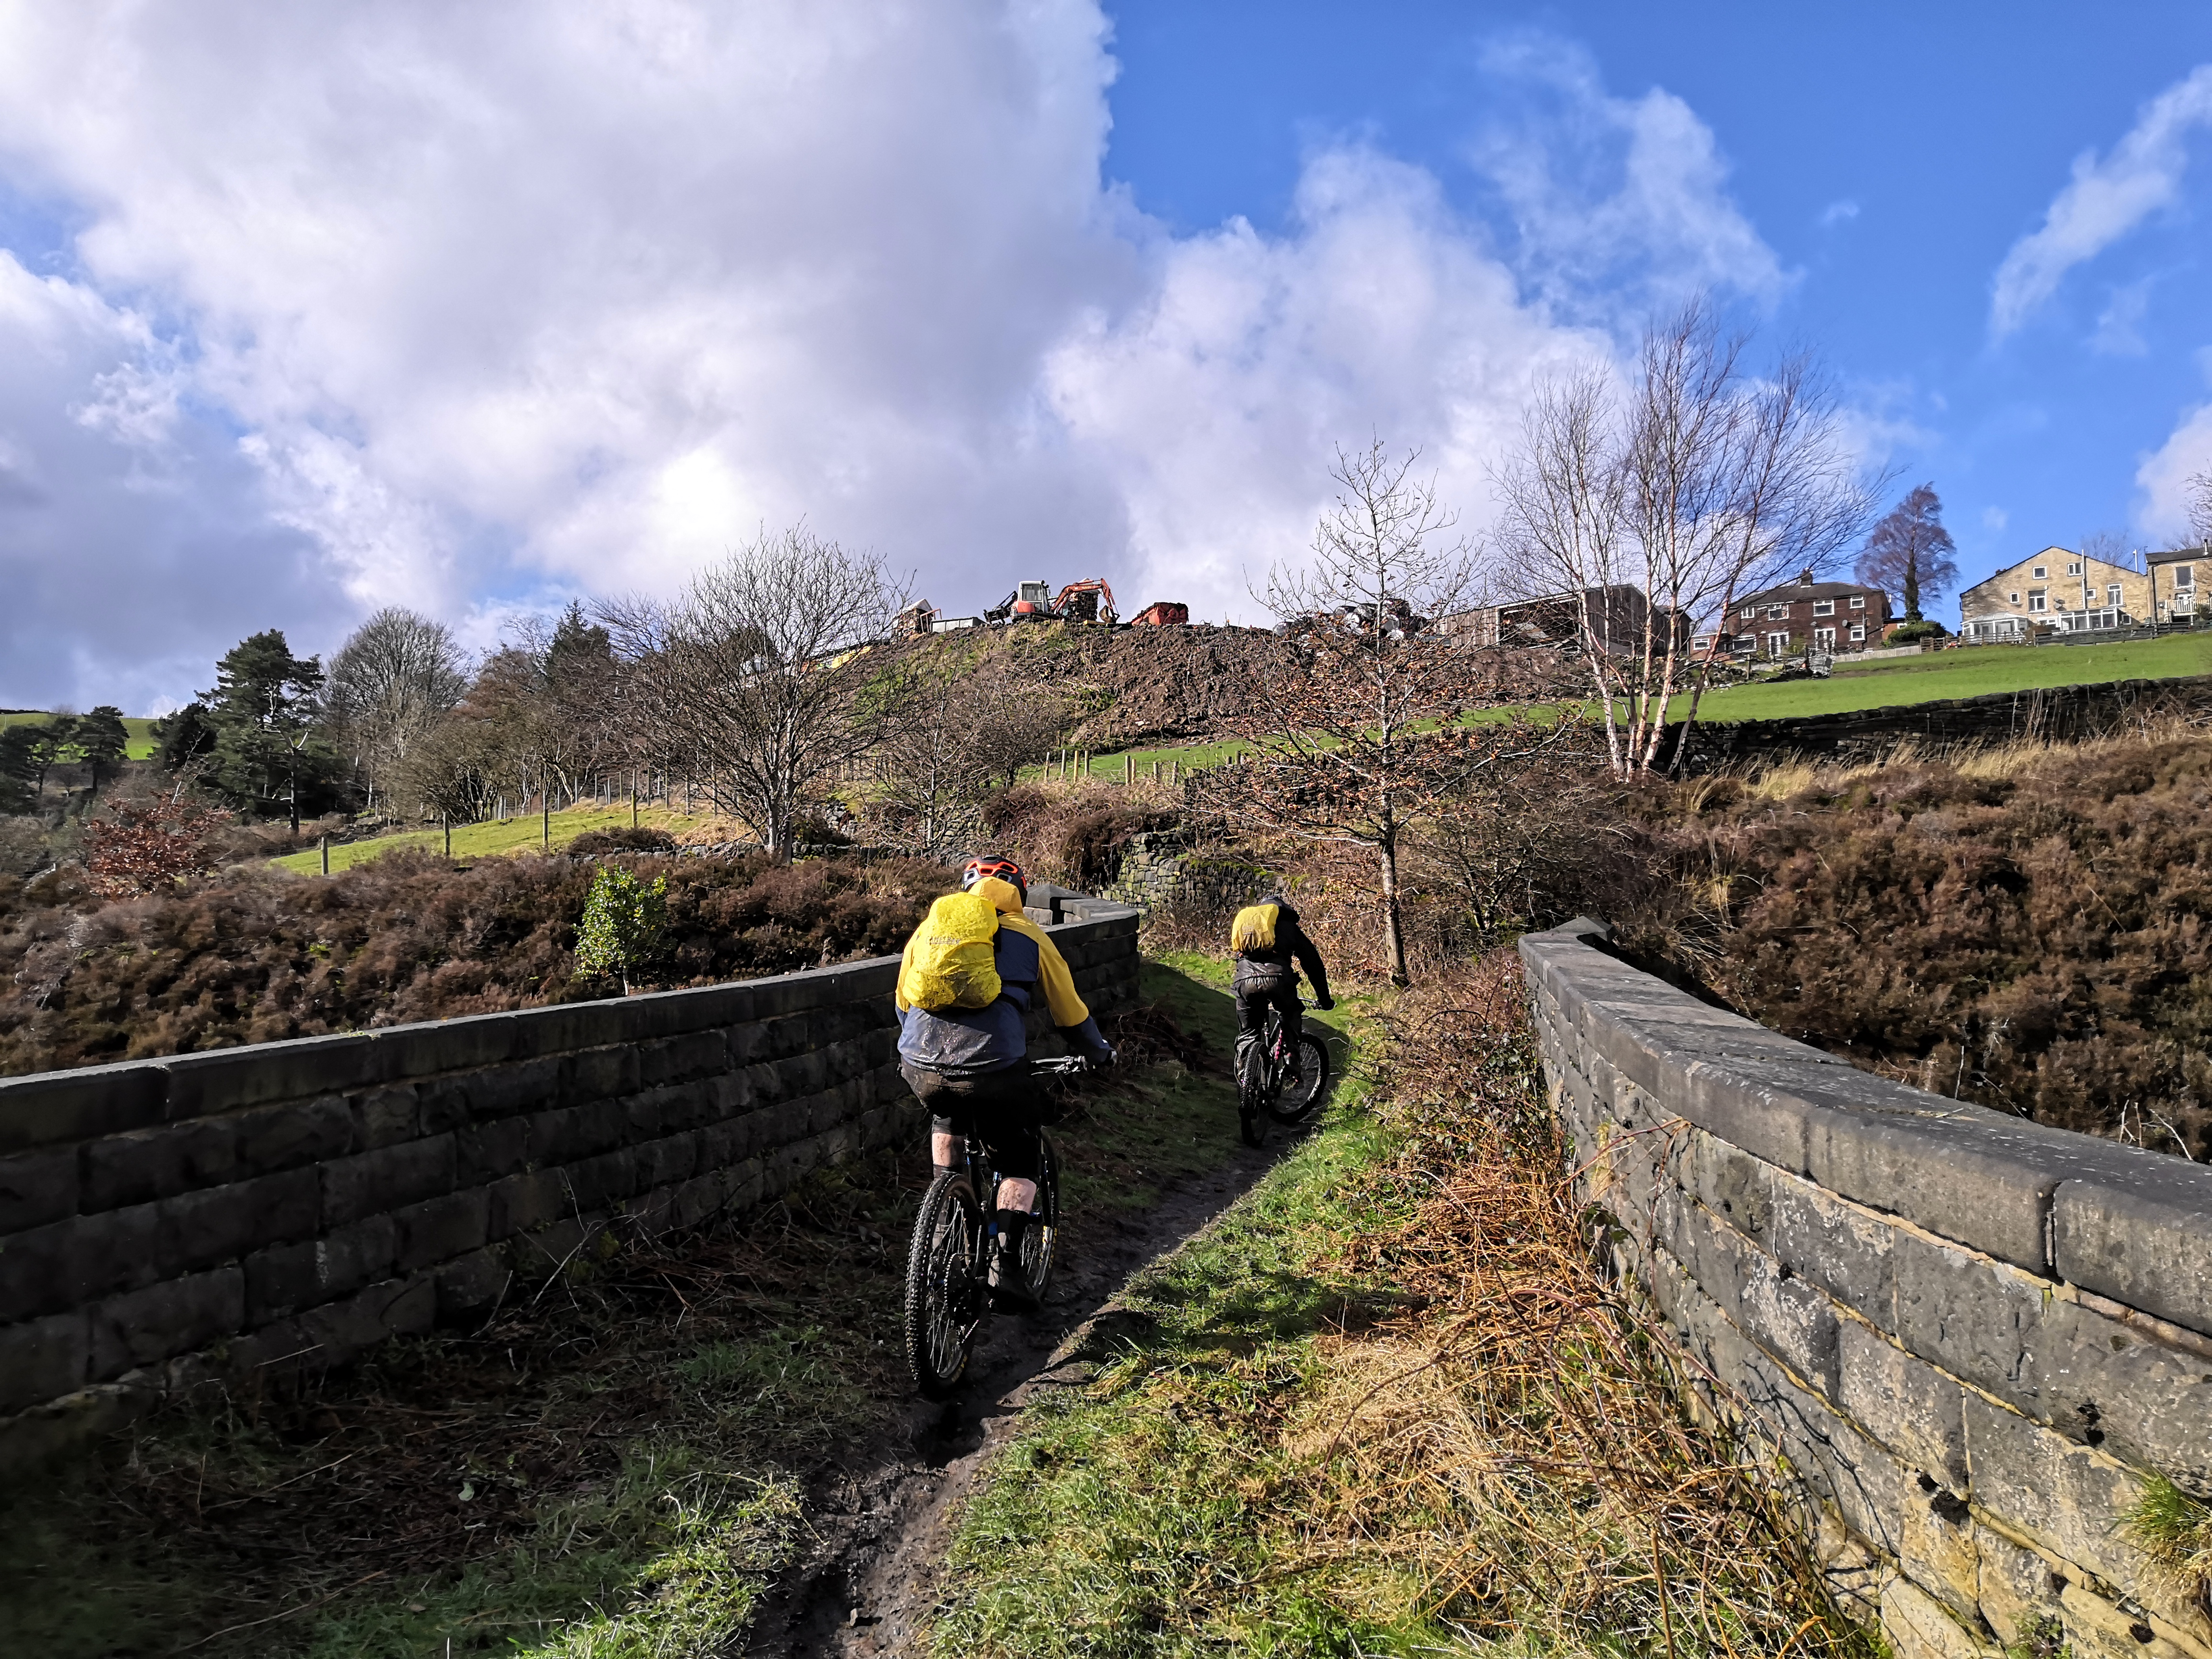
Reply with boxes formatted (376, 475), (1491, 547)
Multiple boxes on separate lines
(1104, 3), (2212, 575)
(1, 2), (2209, 710)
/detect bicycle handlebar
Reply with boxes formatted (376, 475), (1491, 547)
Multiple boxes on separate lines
(1031, 1055), (1094, 1076)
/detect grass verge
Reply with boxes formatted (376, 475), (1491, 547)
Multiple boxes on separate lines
(0, 959), (1252, 1657)
(929, 953), (1869, 1659)
(267, 804), (738, 875)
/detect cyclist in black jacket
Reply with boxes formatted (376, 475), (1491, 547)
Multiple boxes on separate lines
(1229, 894), (1333, 1083)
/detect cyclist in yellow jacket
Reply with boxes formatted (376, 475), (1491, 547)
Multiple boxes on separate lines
(896, 856), (1114, 1310)
(1229, 894), (1333, 1084)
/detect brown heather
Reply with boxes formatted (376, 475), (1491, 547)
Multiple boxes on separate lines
(1621, 732), (2212, 1161)
(0, 848), (950, 1079)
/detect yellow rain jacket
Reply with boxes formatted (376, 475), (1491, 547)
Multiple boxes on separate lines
(895, 876), (1106, 1075)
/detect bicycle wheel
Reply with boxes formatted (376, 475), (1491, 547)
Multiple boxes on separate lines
(904, 1171), (987, 1399)
(1236, 1020), (1271, 1147)
(1019, 1134), (1060, 1300)
(1267, 1033), (1332, 1124)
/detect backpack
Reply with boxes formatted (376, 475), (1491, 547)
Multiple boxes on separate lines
(1229, 902), (1280, 955)
(899, 891), (1004, 1012)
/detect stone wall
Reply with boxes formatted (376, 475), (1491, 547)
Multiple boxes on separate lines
(0, 905), (1140, 1474)
(1664, 672), (2212, 773)
(1522, 918), (2212, 1659)
(1102, 831), (1271, 916)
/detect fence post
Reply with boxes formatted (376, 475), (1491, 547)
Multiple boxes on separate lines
(1124, 753), (1134, 785)
(542, 797), (551, 850)
(631, 770), (639, 830)
(319, 834), (329, 875)
(443, 814), (451, 858)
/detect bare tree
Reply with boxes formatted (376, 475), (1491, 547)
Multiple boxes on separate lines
(1496, 299), (1876, 778)
(1222, 441), (1547, 987)
(605, 526), (907, 860)
(324, 608), (469, 813)
(863, 656), (1066, 857)
(1858, 483), (1960, 623)
(2186, 472), (2212, 549)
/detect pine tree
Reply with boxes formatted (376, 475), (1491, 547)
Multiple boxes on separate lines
(200, 631), (342, 830)
(74, 707), (130, 798)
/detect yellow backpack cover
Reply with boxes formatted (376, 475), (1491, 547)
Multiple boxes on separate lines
(900, 891), (1003, 1011)
(1230, 902), (1280, 954)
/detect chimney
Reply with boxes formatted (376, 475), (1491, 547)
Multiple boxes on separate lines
(1800, 567), (1815, 588)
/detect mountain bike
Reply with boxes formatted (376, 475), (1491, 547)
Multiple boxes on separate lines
(1236, 1002), (1330, 1148)
(903, 1055), (1084, 1399)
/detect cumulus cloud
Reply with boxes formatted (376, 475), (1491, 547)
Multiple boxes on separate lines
(1466, 37), (1791, 322)
(1990, 64), (2212, 338)
(2136, 401), (2212, 544)
(0, 4), (1784, 706)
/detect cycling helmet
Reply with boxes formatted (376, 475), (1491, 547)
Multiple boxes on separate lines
(960, 855), (1027, 903)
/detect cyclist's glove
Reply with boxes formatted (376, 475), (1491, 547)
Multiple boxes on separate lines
(1066, 1015), (1115, 1067)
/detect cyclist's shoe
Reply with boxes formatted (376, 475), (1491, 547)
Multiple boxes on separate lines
(988, 1247), (1039, 1313)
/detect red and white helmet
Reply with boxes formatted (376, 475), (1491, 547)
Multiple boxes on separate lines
(959, 856), (1027, 903)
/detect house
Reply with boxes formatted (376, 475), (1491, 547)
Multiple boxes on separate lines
(1437, 584), (1659, 654)
(1957, 546), (2152, 642)
(1707, 569), (1892, 658)
(2146, 547), (2202, 623)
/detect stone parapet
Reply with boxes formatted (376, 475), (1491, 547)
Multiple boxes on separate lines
(0, 908), (1139, 1476)
(1522, 918), (2212, 1659)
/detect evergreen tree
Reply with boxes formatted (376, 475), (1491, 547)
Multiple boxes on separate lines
(74, 707), (130, 798)
(199, 631), (342, 830)
(0, 726), (38, 814)
(153, 703), (220, 775)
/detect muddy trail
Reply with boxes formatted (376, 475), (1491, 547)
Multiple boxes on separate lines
(742, 1123), (1299, 1658)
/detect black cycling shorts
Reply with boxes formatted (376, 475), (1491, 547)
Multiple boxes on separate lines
(902, 1062), (1041, 1183)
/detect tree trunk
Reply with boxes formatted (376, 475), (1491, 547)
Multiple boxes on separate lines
(1904, 552), (1921, 623)
(1378, 828), (1409, 988)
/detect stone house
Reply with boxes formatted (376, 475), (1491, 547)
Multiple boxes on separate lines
(1705, 569), (1892, 658)
(1957, 546), (2151, 642)
(2146, 546), (2202, 623)
(1436, 584), (1657, 654)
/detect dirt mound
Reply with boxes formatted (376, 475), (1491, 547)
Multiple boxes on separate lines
(893, 621), (1567, 748)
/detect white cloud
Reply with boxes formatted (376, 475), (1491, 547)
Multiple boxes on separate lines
(1467, 37), (1791, 322)
(0, 4), (1785, 705)
(1819, 199), (1860, 228)
(2135, 402), (2212, 544)
(1990, 64), (2212, 337)
(1982, 505), (2009, 533)
(2090, 276), (2155, 356)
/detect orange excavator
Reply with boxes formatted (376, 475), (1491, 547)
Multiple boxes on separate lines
(984, 577), (1119, 624)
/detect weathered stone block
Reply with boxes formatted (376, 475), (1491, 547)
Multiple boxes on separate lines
(369, 1011), (520, 1079)
(1961, 1392), (2206, 1640)
(487, 1170), (567, 1240)
(297, 1273), (437, 1363)
(1973, 1520), (2066, 1650)
(561, 1044), (639, 1108)
(2025, 1295), (2212, 1487)
(159, 1168), (320, 1272)
(527, 1099), (625, 1166)
(392, 1187), (490, 1272)
(320, 1135), (455, 1227)
(670, 1171), (728, 1231)
(82, 1118), (239, 1211)
(701, 1069), (753, 1122)
(1684, 1132), (1899, 1327)
(1837, 1318), (1970, 1489)
(87, 1268), (244, 1381)
(632, 1132), (698, 1191)
(455, 1115), (531, 1183)
(0, 1061), (168, 1156)
(0, 1311), (89, 1413)
(457, 1055), (562, 1122)
(349, 1084), (421, 1148)
(1881, 1573), (2001, 1659)
(0, 1147), (79, 1232)
(2053, 1171), (2212, 1341)
(163, 1033), (382, 1120)
(2058, 1577), (2207, 1659)
(563, 1148), (639, 1212)
(234, 1095), (355, 1175)
(243, 1239), (320, 1324)
(434, 1248), (507, 1323)
(0, 1205), (161, 1323)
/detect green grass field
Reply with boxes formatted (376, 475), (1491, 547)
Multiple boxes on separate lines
(0, 710), (161, 760)
(269, 803), (733, 874)
(1690, 631), (2212, 723)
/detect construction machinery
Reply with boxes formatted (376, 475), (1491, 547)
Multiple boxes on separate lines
(1132, 601), (1188, 626)
(983, 577), (1120, 625)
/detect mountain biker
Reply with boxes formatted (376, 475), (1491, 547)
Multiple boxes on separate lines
(1229, 894), (1333, 1085)
(896, 855), (1115, 1312)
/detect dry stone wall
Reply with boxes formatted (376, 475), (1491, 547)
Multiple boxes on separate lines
(1522, 919), (2212, 1659)
(0, 903), (1140, 1475)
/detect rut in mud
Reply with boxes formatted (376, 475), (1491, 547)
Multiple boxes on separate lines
(742, 1122), (1300, 1658)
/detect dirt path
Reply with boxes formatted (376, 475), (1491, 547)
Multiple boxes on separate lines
(740, 1126), (1297, 1657)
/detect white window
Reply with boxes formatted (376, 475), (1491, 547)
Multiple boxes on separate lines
(2178, 564), (2196, 590)
(1739, 608), (1755, 624)
(2029, 591), (2047, 612)
(1849, 595), (1866, 610)
(2108, 584), (2122, 605)
(1814, 626), (1837, 649)
(2067, 562), (2082, 575)
(2033, 565), (2047, 579)
(1765, 630), (1790, 657)
(1765, 604), (1788, 619)
(1813, 599), (1835, 617)
(2009, 592), (2021, 603)
(1849, 623), (1866, 642)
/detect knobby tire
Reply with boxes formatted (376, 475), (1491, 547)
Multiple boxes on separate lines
(905, 1171), (985, 1399)
(1267, 1033), (1332, 1124)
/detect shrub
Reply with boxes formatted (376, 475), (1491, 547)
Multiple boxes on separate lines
(569, 826), (679, 856)
(573, 866), (670, 993)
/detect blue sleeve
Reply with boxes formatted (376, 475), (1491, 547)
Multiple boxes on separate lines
(1062, 1014), (1113, 1059)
